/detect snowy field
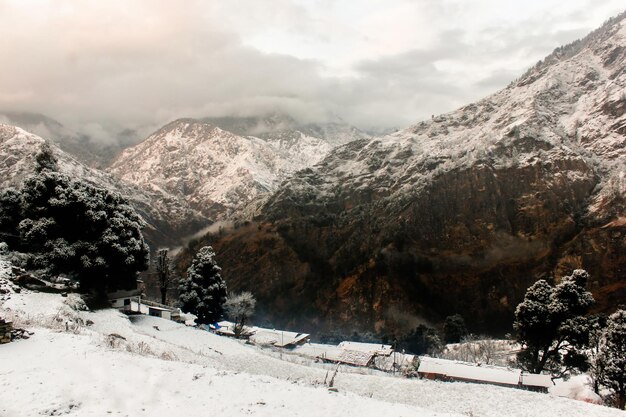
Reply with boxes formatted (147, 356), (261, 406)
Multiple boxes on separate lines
(1, 289), (623, 417)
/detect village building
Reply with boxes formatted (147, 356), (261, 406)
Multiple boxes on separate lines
(108, 289), (181, 322)
(417, 357), (553, 392)
(212, 321), (310, 348)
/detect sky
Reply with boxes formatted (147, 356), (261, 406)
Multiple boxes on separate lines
(0, 0), (623, 139)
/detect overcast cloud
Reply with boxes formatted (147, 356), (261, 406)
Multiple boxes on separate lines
(0, 0), (623, 139)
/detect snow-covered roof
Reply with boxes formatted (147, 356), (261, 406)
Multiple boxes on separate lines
(249, 328), (309, 347)
(338, 341), (393, 356)
(145, 305), (171, 312)
(293, 342), (396, 367)
(322, 349), (374, 367)
(214, 322), (309, 347)
(418, 357), (521, 386)
(372, 353), (416, 372)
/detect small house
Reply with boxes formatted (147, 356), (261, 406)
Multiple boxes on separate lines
(417, 357), (521, 387)
(108, 289), (142, 309)
(315, 341), (394, 367)
(108, 290), (178, 321)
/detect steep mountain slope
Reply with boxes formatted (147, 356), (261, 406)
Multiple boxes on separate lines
(109, 117), (367, 221)
(190, 13), (626, 337)
(0, 124), (207, 247)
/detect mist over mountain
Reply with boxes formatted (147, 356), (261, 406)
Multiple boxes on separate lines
(180, 12), (626, 337)
(0, 111), (141, 168)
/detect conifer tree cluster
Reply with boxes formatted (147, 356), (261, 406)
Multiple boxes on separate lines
(0, 145), (149, 290)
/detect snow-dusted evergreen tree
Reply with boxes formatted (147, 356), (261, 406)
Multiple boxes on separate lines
(598, 309), (626, 410)
(514, 269), (595, 376)
(0, 169), (149, 290)
(0, 188), (21, 247)
(34, 142), (58, 173)
(178, 246), (227, 324)
(224, 291), (256, 337)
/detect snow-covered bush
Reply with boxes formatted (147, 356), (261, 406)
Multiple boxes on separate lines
(224, 291), (256, 337)
(63, 294), (88, 312)
(441, 336), (513, 366)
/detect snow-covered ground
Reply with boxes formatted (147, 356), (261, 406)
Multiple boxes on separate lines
(1, 285), (622, 417)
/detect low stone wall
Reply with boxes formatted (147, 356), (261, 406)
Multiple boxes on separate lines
(0, 318), (13, 344)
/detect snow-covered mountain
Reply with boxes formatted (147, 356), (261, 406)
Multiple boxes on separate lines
(0, 111), (140, 169)
(0, 124), (207, 247)
(109, 116), (368, 220)
(188, 13), (626, 335)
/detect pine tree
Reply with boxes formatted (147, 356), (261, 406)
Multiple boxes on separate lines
(599, 309), (626, 410)
(514, 269), (594, 376)
(178, 246), (227, 325)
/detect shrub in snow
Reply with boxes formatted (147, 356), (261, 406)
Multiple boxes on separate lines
(0, 169), (149, 291)
(178, 246), (227, 325)
(514, 269), (595, 377)
(224, 291), (256, 337)
(397, 324), (443, 355)
(443, 314), (468, 343)
(442, 335), (507, 365)
(64, 294), (88, 312)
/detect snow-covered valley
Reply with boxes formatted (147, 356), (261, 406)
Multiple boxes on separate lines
(1, 280), (622, 417)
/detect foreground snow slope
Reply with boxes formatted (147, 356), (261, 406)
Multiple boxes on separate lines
(1, 291), (623, 417)
(1, 329), (432, 417)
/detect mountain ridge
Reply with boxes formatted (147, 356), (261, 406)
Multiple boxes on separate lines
(109, 116), (368, 222)
(184, 13), (626, 337)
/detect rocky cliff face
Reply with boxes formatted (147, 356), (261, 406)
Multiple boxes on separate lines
(109, 116), (367, 222)
(190, 13), (626, 337)
(0, 125), (206, 247)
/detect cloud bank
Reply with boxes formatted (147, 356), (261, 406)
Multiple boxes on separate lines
(0, 0), (623, 139)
